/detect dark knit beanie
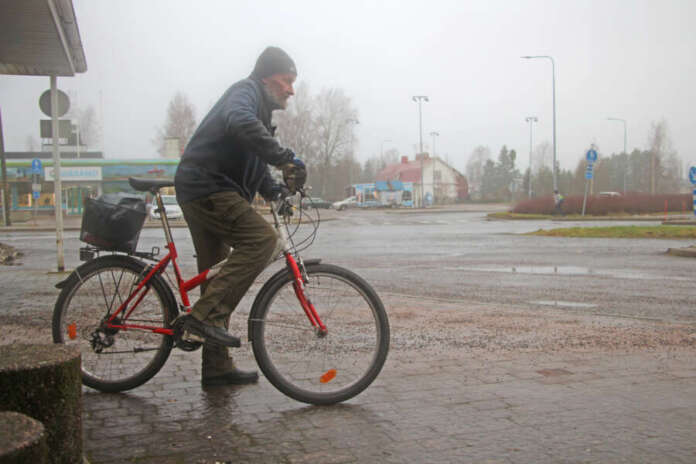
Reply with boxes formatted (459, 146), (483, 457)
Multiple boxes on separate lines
(250, 47), (297, 79)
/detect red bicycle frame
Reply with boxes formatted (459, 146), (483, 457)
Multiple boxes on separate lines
(103, 192), (326, 336)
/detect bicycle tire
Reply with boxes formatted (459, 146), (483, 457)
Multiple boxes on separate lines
(249, 263), (389, 405)
(52, 254), (177, 392)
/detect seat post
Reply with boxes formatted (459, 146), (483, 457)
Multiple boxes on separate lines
(153, 190), (175, 245)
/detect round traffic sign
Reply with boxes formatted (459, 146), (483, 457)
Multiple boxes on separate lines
(586, 148), (598, 163)
(39, 89), (70, 117)
(689, 166), (696, 185)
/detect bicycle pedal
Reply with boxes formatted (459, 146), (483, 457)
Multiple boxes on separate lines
(182, 330), (205, 344)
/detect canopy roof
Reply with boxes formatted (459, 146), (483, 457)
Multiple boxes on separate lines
(0, 0), (87, 76)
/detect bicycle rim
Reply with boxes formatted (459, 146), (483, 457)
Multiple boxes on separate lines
(53, 256), (174, 392)
(252, 264), (389, 405)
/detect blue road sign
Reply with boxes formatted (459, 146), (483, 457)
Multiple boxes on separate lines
(585, 171), (593, 180)
(586, 148), (598, 163)
(31, 158), (42, 174)
(689, 166), (696, 185)
(33, 191), (40, 199)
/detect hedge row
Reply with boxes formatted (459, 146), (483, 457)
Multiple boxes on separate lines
(512, 193), (692, 216)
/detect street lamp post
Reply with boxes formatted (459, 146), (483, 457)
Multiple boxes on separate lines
(607, 117), (627, 193)
(412, 96), (429, 207)
(430, 131), (439, 203)
(525, 116), (538, 198)
(522, 55), (558, 192)
(346, 118), (359, 188)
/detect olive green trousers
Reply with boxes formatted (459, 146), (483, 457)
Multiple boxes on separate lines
(180, 191), (277, 329)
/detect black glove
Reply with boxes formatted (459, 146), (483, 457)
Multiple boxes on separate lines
(282, 158), (307, 194)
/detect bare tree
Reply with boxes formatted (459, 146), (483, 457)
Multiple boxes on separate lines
(155, 92), (197, 157)
(313, 88), (358, 196)
(66, 104), (101, 149)
(465, 145), (491, 197)
(78, 106), (100, 148)
(381, 148), (400, 167)
(532, 140), (552, 174)
(274, 81), (317, 162)
(647, 119), (680, 193)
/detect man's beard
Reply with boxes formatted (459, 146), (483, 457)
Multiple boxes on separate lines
(263, 84), (287, 110)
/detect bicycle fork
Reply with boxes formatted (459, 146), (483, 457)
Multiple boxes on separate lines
(272, 203), (327, 335)
(286, 253), (327, 336)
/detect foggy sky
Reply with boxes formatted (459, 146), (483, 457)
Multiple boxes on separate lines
(1, 0), (695, 176)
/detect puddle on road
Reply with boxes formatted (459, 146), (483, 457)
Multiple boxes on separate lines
(530, 300), (598, 309)
(445, 265), (688, 281)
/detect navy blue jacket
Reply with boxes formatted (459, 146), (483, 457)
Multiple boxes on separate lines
(174, 78), (293, 204)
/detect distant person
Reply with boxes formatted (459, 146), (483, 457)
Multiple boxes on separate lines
(553, 190), (565, 215)
(174, 46), (305, 386)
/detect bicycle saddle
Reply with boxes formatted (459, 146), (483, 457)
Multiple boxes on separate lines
(128, 177), (175, 192)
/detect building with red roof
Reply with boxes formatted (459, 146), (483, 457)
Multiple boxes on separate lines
(376, 154), (468, 206)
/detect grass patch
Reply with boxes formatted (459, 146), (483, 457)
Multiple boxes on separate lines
(527, 225), (696, 239)
(488, 212), (549, 220)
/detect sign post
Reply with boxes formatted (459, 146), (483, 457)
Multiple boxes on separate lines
(46, 77), (68, 271)
(689, 167), (696, 217)
(582, 147), (598, 216)
(31, 159), (42, 223)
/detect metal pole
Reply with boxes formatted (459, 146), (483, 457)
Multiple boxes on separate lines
(623, 121), (627, 194)
(430, 131), (439, 204)
(522, 56), (557, 192)
(550, 57), (557, 193)
(608, 117), (627, 193)
(525, 116), (537, 198)
(0, 106), (10, 226)
(51, 75), (65, 271)
(412, 96), (429, 207)
(418, 100), (423, 207)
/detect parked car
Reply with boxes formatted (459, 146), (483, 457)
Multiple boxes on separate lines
(150, 195), (183, 220)
(598, 191), (622, 198)
(332, 196), (358, 211)
(301, 197), (333, 209)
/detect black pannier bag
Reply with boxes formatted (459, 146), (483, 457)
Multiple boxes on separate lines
(80, 193), (147, 253)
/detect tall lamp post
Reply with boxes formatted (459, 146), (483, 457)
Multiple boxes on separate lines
(522, 55), (558, 192)
(607, 117), (627, 193)
(525, 116), (538, 198)
(430, 131), (439, 203)
(345, 118), (359, 193)
(412, 96), (429, 207)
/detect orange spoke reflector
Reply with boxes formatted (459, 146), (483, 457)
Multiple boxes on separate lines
(320, 369), (337, 383)
(67, 323), (77, 340)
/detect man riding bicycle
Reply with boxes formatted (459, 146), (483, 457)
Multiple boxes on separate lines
(174, 46), (305, 386)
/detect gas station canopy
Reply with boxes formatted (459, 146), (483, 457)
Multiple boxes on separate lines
(0, 0), (87, 76)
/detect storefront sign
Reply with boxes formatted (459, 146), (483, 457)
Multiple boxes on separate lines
(44, 166), (102, 181)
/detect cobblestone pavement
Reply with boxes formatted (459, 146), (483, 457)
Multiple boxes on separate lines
(79, 346), (696, 464)
(2, 215), (696, 463)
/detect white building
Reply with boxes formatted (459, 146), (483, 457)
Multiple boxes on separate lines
(376, 154), (468, 207)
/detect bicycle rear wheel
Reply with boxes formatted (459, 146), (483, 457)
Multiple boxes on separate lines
(52, 255), (176, 392)
(250, 263), (389, 405)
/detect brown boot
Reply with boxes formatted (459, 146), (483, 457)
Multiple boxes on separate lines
(201, 343), (258, 386)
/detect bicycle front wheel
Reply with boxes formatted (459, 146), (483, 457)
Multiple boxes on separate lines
(52, 255), (176, 392)
(250, 263), (389, 405)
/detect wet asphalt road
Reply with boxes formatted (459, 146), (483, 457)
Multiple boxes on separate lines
(1, 209), (694, 324)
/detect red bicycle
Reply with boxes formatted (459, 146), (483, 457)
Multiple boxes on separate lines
(52, 177), (389, 405)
